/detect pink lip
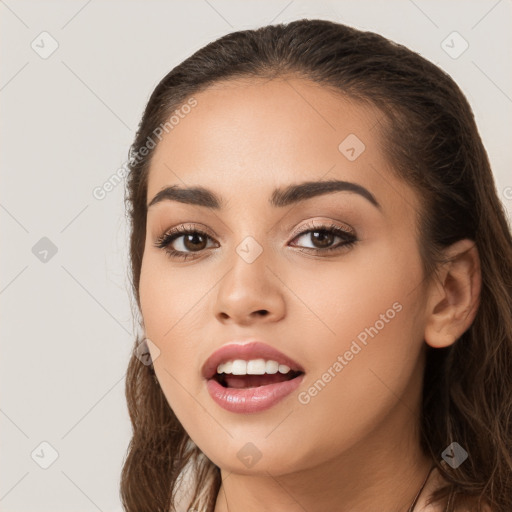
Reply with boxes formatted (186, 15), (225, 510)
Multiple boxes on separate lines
(206, 373), (305, 413)
(202, 341), (305, 414)
(201, 341), (305, 380)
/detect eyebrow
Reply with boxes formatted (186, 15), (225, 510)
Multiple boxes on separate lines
(147, 179), (381, 210)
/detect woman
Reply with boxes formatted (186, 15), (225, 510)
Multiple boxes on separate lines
(120, 19), (512, 512)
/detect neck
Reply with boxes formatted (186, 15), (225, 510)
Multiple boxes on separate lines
(213, 381), (434, 512)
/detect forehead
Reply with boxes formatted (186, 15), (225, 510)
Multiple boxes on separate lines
(146, 77), (413, 213)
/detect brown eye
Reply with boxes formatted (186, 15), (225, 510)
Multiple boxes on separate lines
(308, 230), (337, 249)
(180, 232), (208, 252)
(154, 224), (218, 261)
(290, 222), (357, 254)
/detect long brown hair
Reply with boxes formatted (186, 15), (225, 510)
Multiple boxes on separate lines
(121, 19), (512, 512)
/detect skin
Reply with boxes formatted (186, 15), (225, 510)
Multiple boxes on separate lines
(139, 77), (481, 512)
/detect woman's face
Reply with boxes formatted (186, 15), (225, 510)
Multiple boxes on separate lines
(139, 77), (430, 475)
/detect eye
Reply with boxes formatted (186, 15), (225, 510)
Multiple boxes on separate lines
(289, 221), (357, 254)
(154, 224), (218, 261)
(154, 220), (358, 261)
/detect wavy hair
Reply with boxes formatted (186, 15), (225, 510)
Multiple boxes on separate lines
(120, 19), (512, 512)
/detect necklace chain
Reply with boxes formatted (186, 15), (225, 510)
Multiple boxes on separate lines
(407, 465), (436, 512)
(219, 463), (453, 512)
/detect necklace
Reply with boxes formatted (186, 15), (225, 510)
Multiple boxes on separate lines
(219, 463), (455, 512)
(407, 464), (436, 512)
(406, 464), (455, 512)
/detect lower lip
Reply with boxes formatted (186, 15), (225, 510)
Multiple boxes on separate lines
(206, 374), (305, 413)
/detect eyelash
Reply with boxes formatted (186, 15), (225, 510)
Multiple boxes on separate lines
(154, 221), (358, 261)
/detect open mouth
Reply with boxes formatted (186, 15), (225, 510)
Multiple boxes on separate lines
(201, 341), (306, 398)
(212, 370), (304, 389)
(204, 347), (306, 413)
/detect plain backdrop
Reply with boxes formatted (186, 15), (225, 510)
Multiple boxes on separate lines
(1, 1), (511, 510)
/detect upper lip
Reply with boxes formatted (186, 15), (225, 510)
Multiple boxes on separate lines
(201, 341), (305, 380)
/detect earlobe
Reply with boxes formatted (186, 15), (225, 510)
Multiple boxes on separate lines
(424, 239), (481, 349)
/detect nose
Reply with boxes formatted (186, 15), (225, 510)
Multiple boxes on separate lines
(214, 245), (286, 326)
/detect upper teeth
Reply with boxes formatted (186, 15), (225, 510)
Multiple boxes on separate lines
(217, 359), (292, 375)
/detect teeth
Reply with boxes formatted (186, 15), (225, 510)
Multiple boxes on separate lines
(217, 359), (295, 376)
(217, 361), (233, 374)
(247, 359), (266, 375)
(231, 360), (247, 375)
(266, 360), (279, 374)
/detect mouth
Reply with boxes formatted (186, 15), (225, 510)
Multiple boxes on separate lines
(212, 363), (305, 389)
(202, 341), (305, 383)
(203, 344), (306, 413)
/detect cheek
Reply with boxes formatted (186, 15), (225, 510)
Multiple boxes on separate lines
(291, 235), (425, 353)
(284, 241), (426, 455)
(139, 248), (206, 338)
(139, 258), (211, 435)
(139, 253), (202, 377)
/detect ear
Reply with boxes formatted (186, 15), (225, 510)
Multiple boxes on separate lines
(424, 239), (481, 349)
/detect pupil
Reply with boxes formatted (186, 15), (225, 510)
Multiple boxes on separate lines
(184, 233), (206, 251)
(313, 230), (333, 248)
